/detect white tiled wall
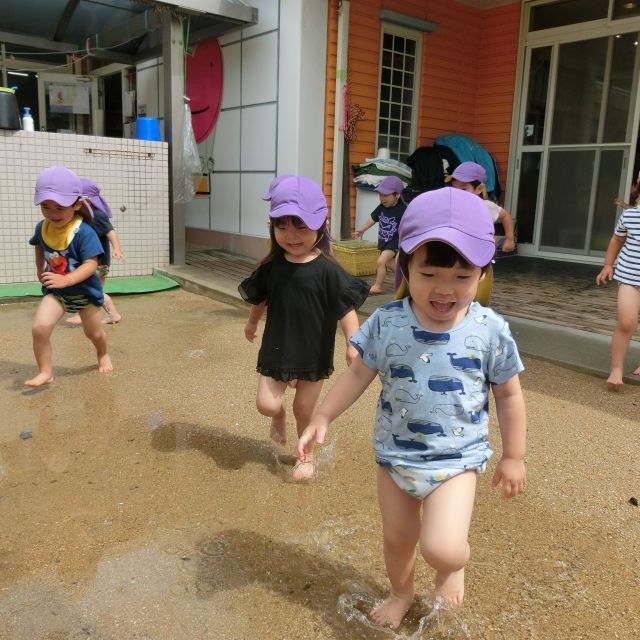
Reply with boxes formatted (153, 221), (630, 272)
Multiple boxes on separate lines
(0, 130), (169, 285)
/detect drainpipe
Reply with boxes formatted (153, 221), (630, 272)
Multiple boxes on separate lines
(330, 0), (349, 240)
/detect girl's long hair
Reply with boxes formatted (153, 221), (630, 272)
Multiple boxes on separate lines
(260, 217), (333, 265)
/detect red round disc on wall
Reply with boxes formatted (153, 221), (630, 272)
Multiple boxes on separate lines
(186, 38), (224, 143)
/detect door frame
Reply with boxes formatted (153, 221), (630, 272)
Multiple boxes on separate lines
(506, 3), (640, 263)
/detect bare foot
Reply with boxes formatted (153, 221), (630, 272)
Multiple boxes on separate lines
(270, 412), (287, 446)
(606, 369), (624, 390)
(632, 365), (640, 377)
(369, 592), (414, 629)
(102, 314), (122, 324)
(24, 372), (54, 387)
(291, 458), (315, 481)
(435, 567), (465, 608)
(368, 287), (383, 296)
(98, 354), (113, 374)
(65, 315), (82, 326)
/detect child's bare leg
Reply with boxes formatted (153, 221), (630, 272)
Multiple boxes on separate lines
(608, 284), (640, 388)
(256, 375), (288, 444)
(290, 379), (324, 480)
(65, 313), (82, 326)
(25, 295), (66, 387)
(102, 293), (122, 324)
(79, 305), (113, 373)
(370, 466), (421, 629)
(369, 249), (396, 294)
(420, 471), (477, 608)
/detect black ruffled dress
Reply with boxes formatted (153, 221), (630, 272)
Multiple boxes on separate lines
(239, 253), (369, 382)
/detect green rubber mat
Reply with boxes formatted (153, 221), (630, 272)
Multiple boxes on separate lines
(0, 273), (179, 299)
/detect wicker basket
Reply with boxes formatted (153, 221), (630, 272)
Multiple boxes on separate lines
(333, 240), (379, 276)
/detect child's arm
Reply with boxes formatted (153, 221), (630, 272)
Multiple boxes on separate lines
(40, 257), (99, 289)
(339, 309), (360, 365)
(497, 208), (516, 253)
(353, 217), (376, 239)
(595, 235), (625, 285)
(245, 302), (266, 342)
(491, 375), (527, 498)
(297, 356), (377, 460)
(613, 197), (630, 209)
(107, 229), (126, 261)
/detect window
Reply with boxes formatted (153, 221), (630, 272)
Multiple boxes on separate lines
(376, 26), (421, 163)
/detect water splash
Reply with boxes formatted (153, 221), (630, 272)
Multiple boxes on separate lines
(275, 437), (338, 482)
(411, 597), (471, 639)
(337, 587), (472, 640)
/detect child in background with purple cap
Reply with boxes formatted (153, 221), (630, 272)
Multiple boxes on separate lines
(298, 187), (526, 629)
(239, 175), (369, 480)
(66, 179), (126, 326)
(353, 175), (407, 295)
(446, 162), (515, 306)
(26, 166), (113, 387)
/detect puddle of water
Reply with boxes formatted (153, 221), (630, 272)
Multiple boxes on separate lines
(337, 586), (471, 640)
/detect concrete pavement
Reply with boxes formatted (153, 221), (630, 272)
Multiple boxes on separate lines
(156, 264), (640, 386)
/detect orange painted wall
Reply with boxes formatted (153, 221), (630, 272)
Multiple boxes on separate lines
(322, 0), (522, 225)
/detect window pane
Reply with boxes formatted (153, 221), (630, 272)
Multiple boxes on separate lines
(392, 53), (403, 70)
(551, 38), (607, 144)
(591, 150), (625, 251)
(402, 105), (412, 120)
(392, 70), (403, 86)
(383, 33), (393, 49)
(381, 68), (391, 84)
(390, 103), (401, 119)
(392, 87), (402, 102)
(540, 150), (594, 250)
(515, 152), (542, 244)
(405, 56), (415, 73)
(389, 121), (400, 136)
(603, 33), (637, 142)
(530, 0), (608, 31)
(613, 0), (640, 19)
(381, 85), (390, 101)
(379, 102), (389, 119)
(406, 40), (415, 56)
(523, 46), (550, 146)
(402, 122), (412, 137)
(382, 50), (392, 67)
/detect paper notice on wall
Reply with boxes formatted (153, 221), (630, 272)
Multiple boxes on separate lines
(49, 83), (90, 114)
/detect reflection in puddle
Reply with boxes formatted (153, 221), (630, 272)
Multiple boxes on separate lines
(338, 586), (471, 639)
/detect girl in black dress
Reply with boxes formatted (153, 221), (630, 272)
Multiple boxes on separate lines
(239, 175), (369, 480)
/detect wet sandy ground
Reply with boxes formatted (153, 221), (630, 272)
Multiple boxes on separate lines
(1, 289), (639, 639)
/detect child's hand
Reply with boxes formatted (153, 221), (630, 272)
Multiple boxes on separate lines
(613, 197), (626, 208)
(113, 250), (126, 261)
(352, 229), (363, 239)
(40, 272), (68, 289)
(595, 265), (613, 285)
(492, 457), (526, 498)
(244, 320), (258, 342)
(501, 237), (515, 253)
(346, 343), (358, 366)
(297, 417), (329, 461)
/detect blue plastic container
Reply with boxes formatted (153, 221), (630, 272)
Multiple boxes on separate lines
(135, 117), (162, 141)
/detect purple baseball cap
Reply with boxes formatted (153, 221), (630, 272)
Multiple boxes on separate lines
(261, 174), (295, 201)
(268, 175), (328, 230)
(448, 161), (487, 184)
(34, 166), (83, 207)
(81, 178), (113, 218)
(399, 187), (495, 267)
(375, 175), (405, 195)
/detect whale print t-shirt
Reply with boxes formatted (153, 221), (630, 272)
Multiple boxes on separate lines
(349, 298), (524, 468)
